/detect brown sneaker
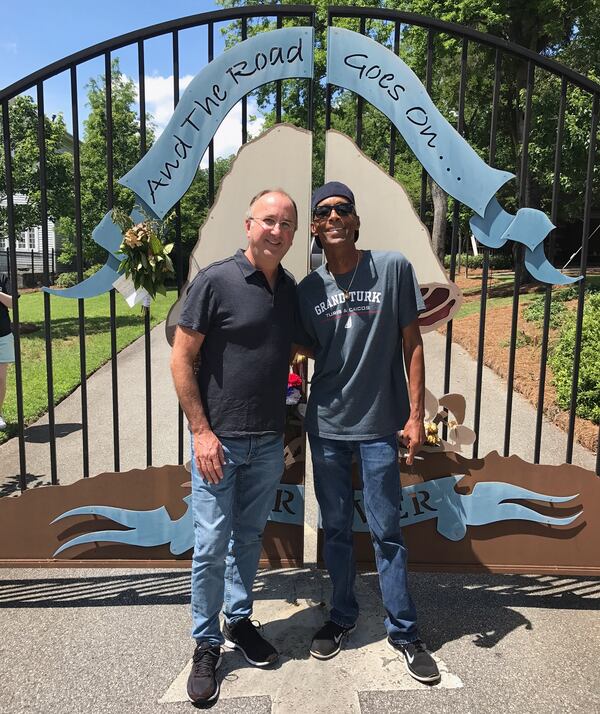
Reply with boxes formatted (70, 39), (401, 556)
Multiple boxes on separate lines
(187, 641), (222, 703)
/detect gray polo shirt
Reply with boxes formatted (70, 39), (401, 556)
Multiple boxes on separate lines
(179, 249), (296, 437)
(295, 250), (424, 440)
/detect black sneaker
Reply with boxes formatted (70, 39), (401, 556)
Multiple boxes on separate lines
(387, 637), (440, 683)
(187, 641), (222, 704)
(310, 620), (356, 660)
(223, 618), (279, 667)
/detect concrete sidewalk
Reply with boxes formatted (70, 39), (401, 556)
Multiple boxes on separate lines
(1, 567), (599, 713)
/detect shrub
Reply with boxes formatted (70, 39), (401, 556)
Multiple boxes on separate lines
(443, 253), (513, 270)
(54, 272), (78, 288)
(53, 264), (104, 289)
(84, 263), (104, 279)
(549, 292), (600, 424)
(522, 295), (568, 329)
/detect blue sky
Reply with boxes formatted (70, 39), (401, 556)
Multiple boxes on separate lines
(0, 1), (224, 89)
(0, 1), (265, 158)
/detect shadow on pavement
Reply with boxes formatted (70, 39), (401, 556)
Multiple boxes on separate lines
(24, 422), (82, 443)
(1, 569), (598, 657)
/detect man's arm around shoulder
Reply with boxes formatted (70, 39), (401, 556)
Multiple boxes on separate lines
(170, 325), (225, 483)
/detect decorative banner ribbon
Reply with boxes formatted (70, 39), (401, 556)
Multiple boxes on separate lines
(120, 27), (314, 219)
(327, 27), (579, 285)
(44, 27), (314, 299)
(50, 478), (579, 555)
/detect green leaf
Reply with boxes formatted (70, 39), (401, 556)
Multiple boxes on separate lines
(150, 235), (162, 255)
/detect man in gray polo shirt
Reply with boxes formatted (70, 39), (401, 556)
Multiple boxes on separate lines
(170, 189), (297, 704)
(295, 181), (440, 684)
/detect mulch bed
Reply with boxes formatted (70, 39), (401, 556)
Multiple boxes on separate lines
(442, 271), (598, 454)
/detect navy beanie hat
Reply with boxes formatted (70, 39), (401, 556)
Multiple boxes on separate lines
(311, 181), (358, 249)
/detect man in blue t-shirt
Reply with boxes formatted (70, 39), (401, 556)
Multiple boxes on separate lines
(170, 189), (298, 705)
(295, 181), (440, 684)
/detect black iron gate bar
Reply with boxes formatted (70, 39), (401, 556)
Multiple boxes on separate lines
(328, 6), (600, 471)
(1, 5), (598, 488)
(0, 5), (316, 489)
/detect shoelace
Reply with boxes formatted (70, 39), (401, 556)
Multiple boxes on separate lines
(192, 645), (220, 675)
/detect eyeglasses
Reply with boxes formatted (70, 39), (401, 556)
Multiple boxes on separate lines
(313, 202), (355, 219)
(249, 216), (296, 233)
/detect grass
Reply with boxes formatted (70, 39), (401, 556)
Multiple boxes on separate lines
(455, 272), (600, 313)
(0, 288), (177, 444)
(455, 293), (538, 320)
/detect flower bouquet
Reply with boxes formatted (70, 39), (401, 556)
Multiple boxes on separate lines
(112, 207), (175, 306)
(286, 372), (303, 405)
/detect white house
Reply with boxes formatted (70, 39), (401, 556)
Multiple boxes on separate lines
(0, 193), (58, 278)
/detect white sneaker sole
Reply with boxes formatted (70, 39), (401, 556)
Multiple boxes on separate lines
(223, 638), (279, 667)
(386, 640), (441, 683)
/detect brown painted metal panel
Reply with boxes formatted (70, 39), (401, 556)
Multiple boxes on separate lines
(317, 451), (600, 576)
(0, 412), (305, 566)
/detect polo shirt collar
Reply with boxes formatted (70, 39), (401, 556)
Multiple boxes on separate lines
(234, 248), (286, 284)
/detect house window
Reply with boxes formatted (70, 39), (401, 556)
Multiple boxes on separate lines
(0, 236), (6, 251)
(17, 232), (27, 250)
(27, 229), (38, 251)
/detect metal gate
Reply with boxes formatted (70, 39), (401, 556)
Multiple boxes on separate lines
(1, 5), (598, 496)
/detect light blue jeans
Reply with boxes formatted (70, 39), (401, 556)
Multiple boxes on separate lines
(309, 433), (419, 644)
(190, 433), (284, 644)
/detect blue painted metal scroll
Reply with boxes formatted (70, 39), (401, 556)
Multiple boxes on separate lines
(51, 479), (579, 556)
(327, 27), (578, 285)
(46, 24), (577, 300)
(44, 28), (314, 299)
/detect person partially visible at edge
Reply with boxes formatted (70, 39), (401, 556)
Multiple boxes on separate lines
(170, 189), (298, 705)
(0, 273), (17, 431)
(294, 181), (441, 684)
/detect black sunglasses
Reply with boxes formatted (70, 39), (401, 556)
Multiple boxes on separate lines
(313, 202), (355, 219)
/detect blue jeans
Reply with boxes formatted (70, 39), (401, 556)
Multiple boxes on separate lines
(309, 433), (419, 644)
(190, 433), (284, 644)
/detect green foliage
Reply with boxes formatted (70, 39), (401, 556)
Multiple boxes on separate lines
(443, 252), (513, 269)
(549, 292), (600, 424)
(500, 329), (534, 348)
(179, 156), (234, 253)
(54, 272), (78, 288)
(522, 293), (568, 328)
(53, 263), (102, 288)
(0, 96), (74, 235)
(84, 263), (103, 279)
(112, 207), (175, 299)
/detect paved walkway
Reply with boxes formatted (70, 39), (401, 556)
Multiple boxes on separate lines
(1, 567), (598, 713)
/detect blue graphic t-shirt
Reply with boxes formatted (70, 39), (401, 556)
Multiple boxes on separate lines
(295, 250), (424, 440)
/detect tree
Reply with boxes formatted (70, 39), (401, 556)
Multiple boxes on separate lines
(0, 95), (74, 238)
(214, 0), (600, 264)
(390, 0), (600, 262)
(59, 59), (154, 267)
